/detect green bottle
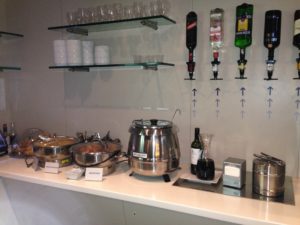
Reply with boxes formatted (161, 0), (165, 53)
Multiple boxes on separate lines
(234, 3), (253, 79)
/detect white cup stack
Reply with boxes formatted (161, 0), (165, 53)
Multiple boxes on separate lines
(82, 41), (94, 65)
(66, 40), (82, 65)
(95, 45), (110, 65)
(53, 40), (67, 66)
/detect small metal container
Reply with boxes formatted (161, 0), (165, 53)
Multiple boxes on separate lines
(223, 157), (246, 189)
(252, 153), (286, 197)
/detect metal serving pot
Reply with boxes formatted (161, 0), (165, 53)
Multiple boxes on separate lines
(70, 141), (121, 176)
(128, 119), (180, 177)
(252, 153), (286, 197)
(33, 135), (79, 167)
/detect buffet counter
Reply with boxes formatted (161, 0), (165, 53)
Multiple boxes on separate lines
(0, 156), (299, 225)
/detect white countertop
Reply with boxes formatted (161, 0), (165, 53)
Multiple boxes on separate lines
(0, 156), (299, 225)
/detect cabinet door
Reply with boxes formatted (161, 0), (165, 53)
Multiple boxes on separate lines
(3, 179), (126, 225)
(123, 201), (238, 225)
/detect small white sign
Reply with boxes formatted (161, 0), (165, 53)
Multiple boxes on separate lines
(85, 168), (103, 181)
(224, 166), (240, 178)
(133, 152), (147, 159)
(44, 162), (59, 174)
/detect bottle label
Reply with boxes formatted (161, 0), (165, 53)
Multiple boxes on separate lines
(210, 26), (221, 42)
(191, 148), (203, 165)
(238, 18), (248, 31)
(236, 15), (252, 35)
(210, 12), (223, 44)
(295, 19), (300, 36)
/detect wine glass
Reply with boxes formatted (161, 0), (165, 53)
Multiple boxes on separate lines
(201, 134), (213, 158)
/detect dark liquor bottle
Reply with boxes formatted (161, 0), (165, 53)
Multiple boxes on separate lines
(191, 128), (204, 175)
(234, 3), (253, 79)
(264, 10), (281, 80)
(186, 11), (197, 80)
(293, 10), (300, 79)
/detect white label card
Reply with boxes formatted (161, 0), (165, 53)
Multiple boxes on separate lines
(133, 152), (147, 159)
(224, 166), (240, 177)
(44, 162), (59, 174)
(85, 168), (103, 181)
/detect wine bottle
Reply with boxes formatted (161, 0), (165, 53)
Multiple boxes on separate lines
(191, 128), (204, 175)
(293, 10), (300, 79)
(264, 10), (281, 80)
(210, 8), (224, 80)
(234, 3), (253, 79)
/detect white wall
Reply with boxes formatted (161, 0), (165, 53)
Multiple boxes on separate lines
(1, 0), (299, 176)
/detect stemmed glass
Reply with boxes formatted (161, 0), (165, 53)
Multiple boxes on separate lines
(201, 134), (213, 159)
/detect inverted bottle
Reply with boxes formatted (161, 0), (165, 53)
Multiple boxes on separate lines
(185, 11), (197, 80)
(234, 3), (253, 79)
(293, 10), (300, 79)
(210, 8), (224, 80)
(263, 10), (281, 80)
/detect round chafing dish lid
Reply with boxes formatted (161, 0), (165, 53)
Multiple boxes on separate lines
(132, 119), (172, 129)
(33, 136), (78, 148)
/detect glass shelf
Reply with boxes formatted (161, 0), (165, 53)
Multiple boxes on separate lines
(0, 66), (21, 72)
(0, 31), (24, 39)
(48, 15), (176, 35)
(49, 62), (175, 72)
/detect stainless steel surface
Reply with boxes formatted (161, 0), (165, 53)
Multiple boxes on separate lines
(173, 171), (295, 205)
(37, 155), (73, 168)
(130, 158), (168, 176)
(128, 119), (180, 176)
(94, 159), (116, 176)
(252, 156), (286, 197)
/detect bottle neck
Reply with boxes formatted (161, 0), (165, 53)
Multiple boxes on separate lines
(194, 129), (200, 141)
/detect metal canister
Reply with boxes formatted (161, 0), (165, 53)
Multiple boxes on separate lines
(127, 119), (181, 176)
(252, 154), (285, 197)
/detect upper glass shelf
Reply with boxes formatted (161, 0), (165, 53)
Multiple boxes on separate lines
(48, 15), (176, 35)
(0, 31), (24, 40)
(49, 62), (175, 72)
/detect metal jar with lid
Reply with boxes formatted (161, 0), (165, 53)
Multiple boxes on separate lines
(127, 119), (180, 177)
(252, 153), (286, 197)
